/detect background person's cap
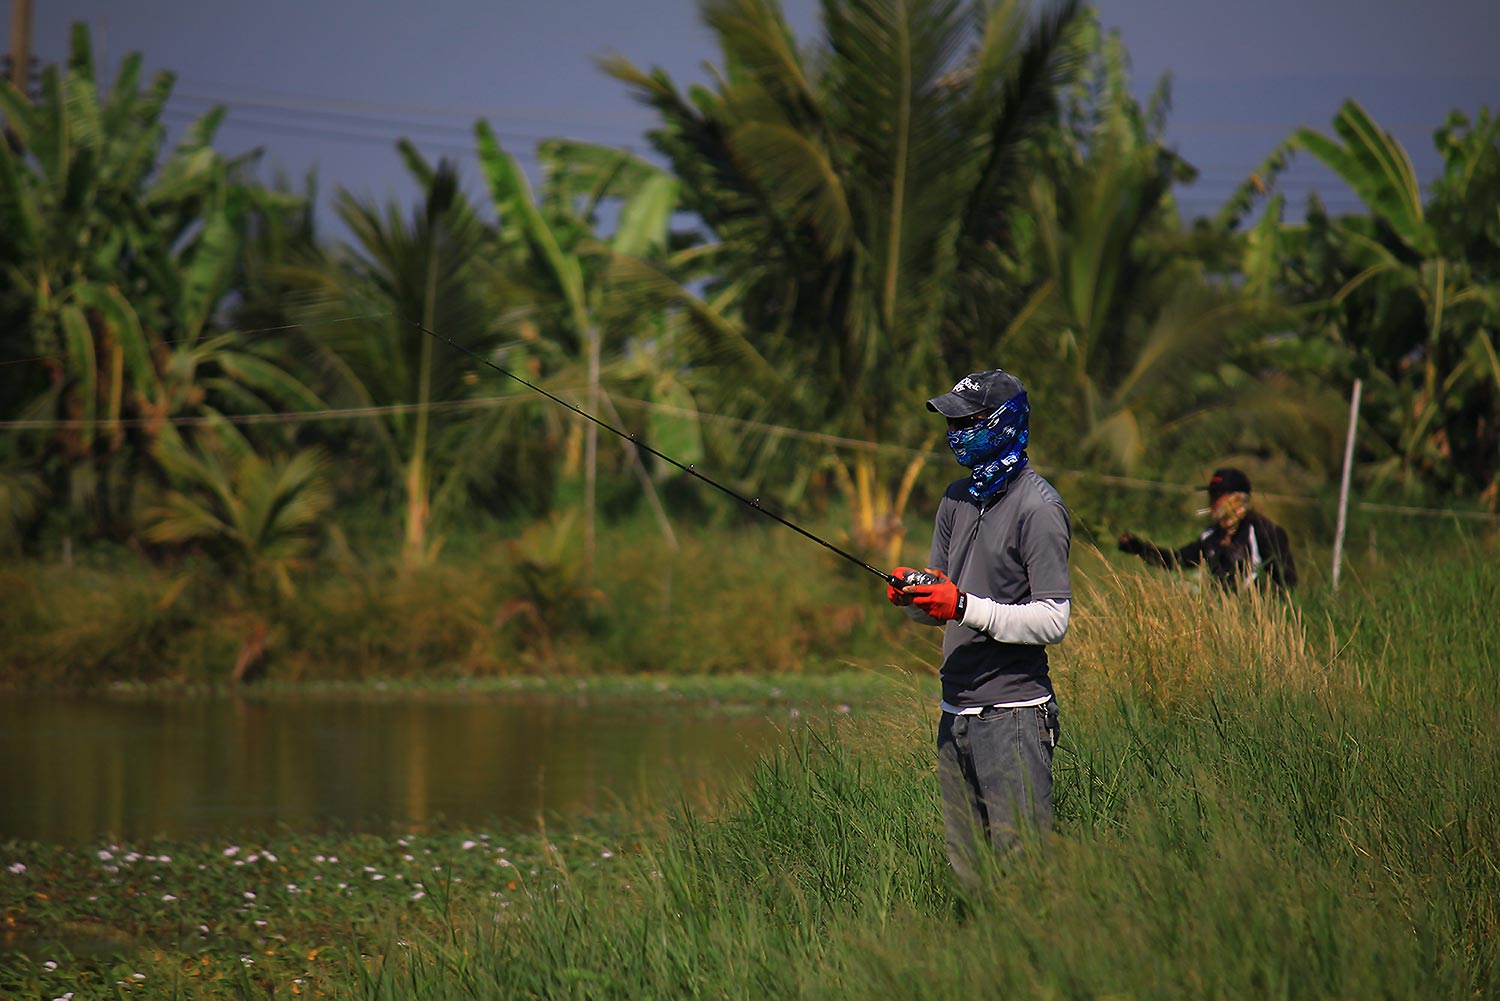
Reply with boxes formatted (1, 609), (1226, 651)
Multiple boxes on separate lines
(1204, 467), (1252, 497)
(925, 370), (1026, 418)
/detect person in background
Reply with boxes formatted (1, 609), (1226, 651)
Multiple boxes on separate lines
(1117, 467), (1297, 592)
(887, 369), (1071, 888)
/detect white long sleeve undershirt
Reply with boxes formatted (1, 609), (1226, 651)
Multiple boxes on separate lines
(960, 595), (1070, 644)
(906, 595), (1070, 644)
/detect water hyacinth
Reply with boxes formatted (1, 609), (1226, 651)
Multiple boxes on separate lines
(2, 826), (614, 998)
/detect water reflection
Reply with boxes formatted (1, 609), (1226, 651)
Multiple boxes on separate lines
(0, 694), (795, 843)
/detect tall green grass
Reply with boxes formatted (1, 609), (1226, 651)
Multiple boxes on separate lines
(368, 544), (1499, 999)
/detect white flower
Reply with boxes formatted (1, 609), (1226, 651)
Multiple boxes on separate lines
(411, 891), (426, 900)
(223, 846), (240, 858)
(262, 851), (278, 863)
(162, 893), (178, 902)
(42, 960), (58, 971)
(600, 851), (614, 859)
(6, 862), (25, 875)
(97, 850), (113, 861)
(243, 891), (256, 900)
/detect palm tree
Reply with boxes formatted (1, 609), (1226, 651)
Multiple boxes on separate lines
(287, 145), (513, 566)
(601, 0), (1087, 564)
(986, 24), (1363, 500)
(1009, 27), (1271, 473)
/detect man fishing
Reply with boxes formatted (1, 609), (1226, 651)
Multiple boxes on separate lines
(887, 369), (1071, 888)
(1116, 467), (1297, 592)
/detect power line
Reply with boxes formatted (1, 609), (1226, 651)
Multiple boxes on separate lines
(159, 107), (531, 161)
(169, 91), (629, 151)
(0, 310), (389, 371)
(174, 75), (649, 136)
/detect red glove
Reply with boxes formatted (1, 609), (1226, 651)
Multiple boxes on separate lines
(910, 576), (964, 621)
(887, 566), (919, 605)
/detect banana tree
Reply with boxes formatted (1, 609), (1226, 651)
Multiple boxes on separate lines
(143, 419), (334, 680)
(1294, 100), (1500, 502)
(474, 125), (770, 573)
(0, 23), (319, 544)
(144, 420), (332, 600)
(601, 0), (1086, 566)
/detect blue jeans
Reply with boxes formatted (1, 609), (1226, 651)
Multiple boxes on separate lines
(936, 698), (1058, 887)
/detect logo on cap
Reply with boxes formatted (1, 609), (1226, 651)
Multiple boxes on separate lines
(954, 376), (982, 394)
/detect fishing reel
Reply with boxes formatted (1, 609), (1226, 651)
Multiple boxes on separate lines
(898, 569), (944, 588)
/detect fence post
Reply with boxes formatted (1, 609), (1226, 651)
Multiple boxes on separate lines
(1331, 378), (1363, 592)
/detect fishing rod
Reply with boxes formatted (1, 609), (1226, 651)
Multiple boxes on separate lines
(410, 318), (908, 589)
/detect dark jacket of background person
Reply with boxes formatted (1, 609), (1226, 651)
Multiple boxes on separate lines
(1119, 508), (1297, 591)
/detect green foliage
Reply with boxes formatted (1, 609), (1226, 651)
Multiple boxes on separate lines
(602, 0), (1088, 557)
(143, 421), (333, 598)
(1007, 22), (1344, 487)
(1279, 101), (1500, 504)
(0, 23), (319, 545)
(2, 15), (1498, 603)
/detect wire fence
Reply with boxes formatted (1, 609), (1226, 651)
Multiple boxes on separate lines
(4, 388), (1495, 525)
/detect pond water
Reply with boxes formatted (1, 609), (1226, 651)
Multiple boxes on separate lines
(0, 691), (807, 844)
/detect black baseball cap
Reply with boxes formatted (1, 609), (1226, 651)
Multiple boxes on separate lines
(925, 369), (1026, 418)
(1204, 467), (1252, 498)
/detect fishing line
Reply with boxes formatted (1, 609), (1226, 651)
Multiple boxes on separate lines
(409, 317), (904, 587)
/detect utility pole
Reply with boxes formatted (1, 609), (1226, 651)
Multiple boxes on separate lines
(3, 0), (31, 151)
(8, 0), (32, 94)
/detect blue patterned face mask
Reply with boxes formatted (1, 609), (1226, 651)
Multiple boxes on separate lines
(946, 392), (1030, 501)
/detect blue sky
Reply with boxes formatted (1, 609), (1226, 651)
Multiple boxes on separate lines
(27, 0), (1499, 230)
